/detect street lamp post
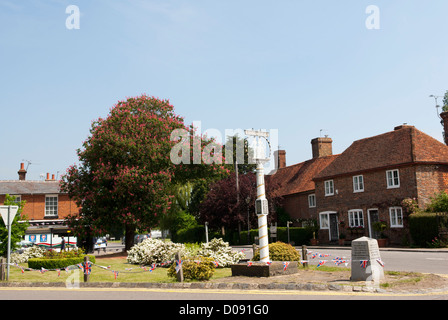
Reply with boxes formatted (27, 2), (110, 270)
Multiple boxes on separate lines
(245, 196), (251, 244)
(287, 221), (293, 244)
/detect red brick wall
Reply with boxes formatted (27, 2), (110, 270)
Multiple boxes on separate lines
(0, 194), (79, 220)
(314, 166), (419, 244)
(282, 192), (317, 223)
(415, 164), (448, 207)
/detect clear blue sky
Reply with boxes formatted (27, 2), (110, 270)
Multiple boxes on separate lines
(1, 0), (447, 180)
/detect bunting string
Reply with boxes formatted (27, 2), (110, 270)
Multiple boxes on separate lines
(1, 257), (225, 280)
(2, 249), (385, 280)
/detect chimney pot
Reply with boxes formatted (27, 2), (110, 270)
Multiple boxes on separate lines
(18, 163), (27, 181)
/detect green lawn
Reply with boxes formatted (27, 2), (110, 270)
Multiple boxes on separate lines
(5, 257), (232, 283)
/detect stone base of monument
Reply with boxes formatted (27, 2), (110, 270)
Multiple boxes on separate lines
(231, 261), (298, 277)
(350, 237), (385, 282)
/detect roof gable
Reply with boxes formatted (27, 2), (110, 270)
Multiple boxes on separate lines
(0, 181), (61, 195)
(269, 155), (338, 196)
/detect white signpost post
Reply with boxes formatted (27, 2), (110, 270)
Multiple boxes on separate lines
(0, 205), (19, 280)
(245, 129), (271, 263)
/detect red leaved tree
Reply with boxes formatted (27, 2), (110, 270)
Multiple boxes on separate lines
(60, 95), (229, 250)
(198, 172), (283, 232)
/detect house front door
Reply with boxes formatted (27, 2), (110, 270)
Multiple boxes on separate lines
(329, 213), (339, 241)
(368, 209), (380, 239)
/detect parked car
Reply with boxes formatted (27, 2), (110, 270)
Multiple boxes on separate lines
(150, 230), (162, 239)
(94, 237), (107, 252)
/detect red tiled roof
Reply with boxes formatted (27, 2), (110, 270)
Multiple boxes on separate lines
(268, 155), (339, 196)
(314, 125), (448, 180)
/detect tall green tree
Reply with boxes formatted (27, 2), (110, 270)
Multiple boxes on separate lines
(60, 95), (228, 250)
(0, 195), (29, 257)
(443, 90), (448, 111)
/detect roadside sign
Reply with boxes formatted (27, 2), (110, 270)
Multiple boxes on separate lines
(0, 205), (19, 281)
(0, 206), (18, 228)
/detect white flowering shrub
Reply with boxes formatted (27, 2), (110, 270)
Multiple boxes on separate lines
(11, 246), (46, 264)
(127, 238), (186, 265)
(197, 238), (245, 267)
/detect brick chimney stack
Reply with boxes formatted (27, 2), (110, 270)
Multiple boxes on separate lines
(18, 163), (27, 181)
(276, 150), (286, 169)
(311, 137), (333, 159)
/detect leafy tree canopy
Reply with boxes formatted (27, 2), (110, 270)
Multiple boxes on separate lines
(60, 95), (229, 249)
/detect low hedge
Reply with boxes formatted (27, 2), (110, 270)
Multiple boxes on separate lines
(252, 241), (301, 261)
(240, 227), (313, 245)
(409, 213), (439, 247)
(167, 256), (216, 281)
(174, 225), (221, 243)
(28, 255), (96, 270)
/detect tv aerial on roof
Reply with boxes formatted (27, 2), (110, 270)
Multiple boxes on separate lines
(22, 159), (33, 171)
(429, 94), (443, 120)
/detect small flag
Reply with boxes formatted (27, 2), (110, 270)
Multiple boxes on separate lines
(265, 261), (272, 265)
(376, 259), (385, 267)
(247, 261), (253, 267)
(175, 260), (183, 273)
(84, 261), (92, 275)
(360, 260), (368, 268)
(56, 269), (61, 277)
(317, 260), (327, 268)
(114, 271), (119, 279)
(214, 261), (219, 267)
(283, 261), (289, 271)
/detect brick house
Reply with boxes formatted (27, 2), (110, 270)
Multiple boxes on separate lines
(0, 163), (79, 248)
(269, 137), (338, 222)
(270, 124), (448, 246)
(313, 125), (448, 245)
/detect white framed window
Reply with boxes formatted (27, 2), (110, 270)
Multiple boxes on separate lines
(353, 175), (364, 192)
(319, 212), (330, 229)
(10, 195), (21, 204)
(308, 194), (316, 208)
(348, 209), (364, 227)
(386, 169), (400, 189)
(45, 195), (58, 217)
(324, 180), (334, 196)
(389, 207), (403, 227)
